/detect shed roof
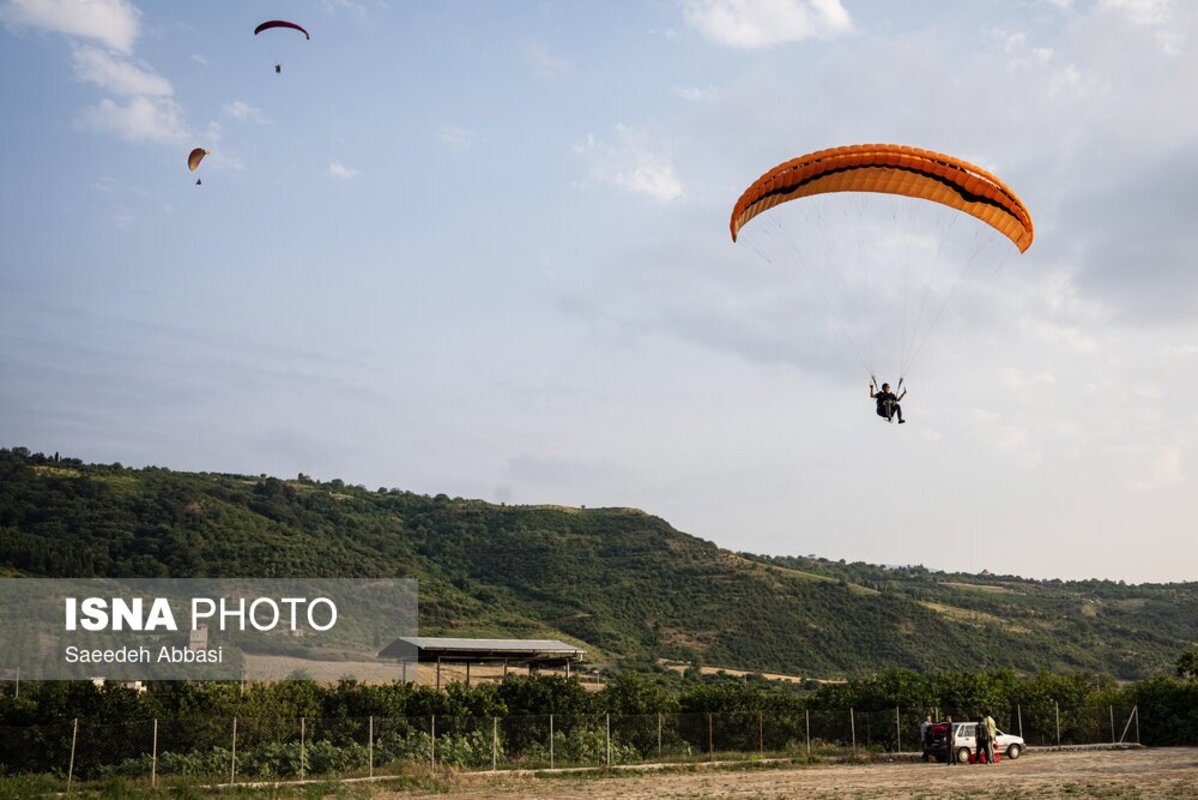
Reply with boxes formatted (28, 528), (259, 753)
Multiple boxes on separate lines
(378, 636), (585, 663)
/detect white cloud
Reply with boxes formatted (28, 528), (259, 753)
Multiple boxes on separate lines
(1116, 443), (1185, 489)
(190, 53), (207, 66)
(999, 367), (1057, 400)
(437, 123), (475, 150)
(969, 409), (1043, 469)
(672, 84), (719, 101)
(1, 0), (140, 52)
(223, 100), (269, 124)
(76, 95), (187, 144)
(523, 42), (573, 76)
(682, 0), (851, 49)
(321, 0), (379, 19)
(328, 161), (360, 180)
(71, 44), (170, 96)
(1155, 30), (1183, 57)
(574, 124), (684, 202)
(1101, 0), (1171, 26)
(190, 147), (241, 172)
(1020, 319), (1098, 353)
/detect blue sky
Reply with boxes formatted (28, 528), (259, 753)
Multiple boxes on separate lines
(3, 0), (1197, 583)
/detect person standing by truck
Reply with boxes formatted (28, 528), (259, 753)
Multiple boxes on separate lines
(983, 711), (998, 764)
(976, 714), (990, 763)
(945, 715), (958, 765)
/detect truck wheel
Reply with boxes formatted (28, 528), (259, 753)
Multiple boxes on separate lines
(1006, 744), (1021, 760)
(957, 747), (971, 764)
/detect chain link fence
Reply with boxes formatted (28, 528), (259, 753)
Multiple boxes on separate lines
(0, 703), (1142, 792)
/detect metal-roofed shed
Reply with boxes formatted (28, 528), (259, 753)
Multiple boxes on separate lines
(377, 637), (586, 688)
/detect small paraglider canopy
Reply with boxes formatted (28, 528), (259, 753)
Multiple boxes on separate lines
(188, 148), (207, 184)
(253, 20), (310, 39)
(187, 148), (208, 172)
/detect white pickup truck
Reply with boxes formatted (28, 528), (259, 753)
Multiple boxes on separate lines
(923, 721), (1025, 762)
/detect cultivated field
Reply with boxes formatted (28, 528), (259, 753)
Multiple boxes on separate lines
(386, 748), (1198, 799)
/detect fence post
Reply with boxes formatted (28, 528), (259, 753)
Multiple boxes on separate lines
(1118, 706), (1136, 745)
(549, 714), (554, 769)
(1134, 705), (1140, 745)
(230, 717), (237, 785)
(805, 709), (810, 757)
(491, 717), (498, 771)
(758, 710), (764, 754)
(1017, 704), (1023, 739)
(850, 708), (857, 755)
(14, 665), (17, 698)
(895, 707), (901, 753)
(368, 715), (374, 778)
(152, 718), (158, 788)
(657, 712), (662, 759)
(1110, 706), (1115, 745)
(605, 713), (611, 768)
(430, 714), (436, 770)
(67, 717), (78, 793)
(707, 712), (714, 759)
(1054, 701), (1060, 747)
(300, 717), (306, 780)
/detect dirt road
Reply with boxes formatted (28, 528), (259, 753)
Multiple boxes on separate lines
(387, 748), (1198, 799)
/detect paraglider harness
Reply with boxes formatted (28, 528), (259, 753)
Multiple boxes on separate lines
(871, 376), (904, 423)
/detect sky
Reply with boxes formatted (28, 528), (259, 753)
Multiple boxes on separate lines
(2, 0), (1197, 584)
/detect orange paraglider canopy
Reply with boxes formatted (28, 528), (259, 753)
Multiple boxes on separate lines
(187, 148), (208, 171)
(730, 144), (1034, 252)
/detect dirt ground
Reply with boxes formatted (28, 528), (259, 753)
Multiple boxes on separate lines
(385, 748), (1198, 799)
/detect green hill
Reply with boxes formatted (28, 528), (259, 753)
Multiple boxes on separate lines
(1, 447), (1194, 679)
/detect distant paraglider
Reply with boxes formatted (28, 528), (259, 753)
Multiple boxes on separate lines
(254, 20), (310, 73)
(253, 19), (310, 39)
(188, 147), (208, 185)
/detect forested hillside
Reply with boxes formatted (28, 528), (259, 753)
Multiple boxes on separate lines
(1, 448), (1194, 679)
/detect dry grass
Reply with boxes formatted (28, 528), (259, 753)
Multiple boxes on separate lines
(943, 582), (1018, 595)
(377, 747), (1198, 800)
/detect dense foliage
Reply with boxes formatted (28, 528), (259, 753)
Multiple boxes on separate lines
(1, 668), (1195, 780)
(1, 447), (1195, 680)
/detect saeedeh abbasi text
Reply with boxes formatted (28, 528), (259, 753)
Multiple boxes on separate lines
(65, 644), (224, 664)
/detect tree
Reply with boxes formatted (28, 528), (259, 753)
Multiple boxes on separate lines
(1177, 650), (1198, 680)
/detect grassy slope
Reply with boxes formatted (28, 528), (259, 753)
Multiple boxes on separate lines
(1, 449), (1194, 679)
